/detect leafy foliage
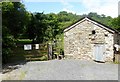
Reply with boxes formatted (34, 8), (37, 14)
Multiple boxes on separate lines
(26, 12), (48, 43)
(45, 13), (61, 40)
(2, 2), (28, 64)
(2, 2), (120, 64)
(109, 16), (120, 31)
(2, 26), (15, 63)
(2, 2), (28, 39)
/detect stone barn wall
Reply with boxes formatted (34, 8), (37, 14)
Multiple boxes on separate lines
(64, 19), (114, 61)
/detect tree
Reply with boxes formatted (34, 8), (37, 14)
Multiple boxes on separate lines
(45, 13), (61, 41)
(26, 12), (48, 43)
(110, 16), (120, 31)
(87, 12), (113, 26)
(57, 11), (80, 22)
(2, 26), (15, 63)
(2, 2), (28, 63)
(2, 2), (28, 39)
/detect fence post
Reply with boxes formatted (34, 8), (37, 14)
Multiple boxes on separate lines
(48, 43), (52, 60)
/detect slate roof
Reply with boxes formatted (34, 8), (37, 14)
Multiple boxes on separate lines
(64, 16), (120, 34)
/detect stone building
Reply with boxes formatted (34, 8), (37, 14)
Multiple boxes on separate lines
(64, 17), (120, 62)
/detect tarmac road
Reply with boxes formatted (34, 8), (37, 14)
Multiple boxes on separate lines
(2, 59), (118, 80)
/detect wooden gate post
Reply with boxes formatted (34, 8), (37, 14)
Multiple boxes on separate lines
(48, 43), (52, 60)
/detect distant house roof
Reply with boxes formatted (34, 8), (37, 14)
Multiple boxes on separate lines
(64, 17), (120, 34)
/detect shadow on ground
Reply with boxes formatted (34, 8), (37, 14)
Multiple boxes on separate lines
(2, 61), (27, 74)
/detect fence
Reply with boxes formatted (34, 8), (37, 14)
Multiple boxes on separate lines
(115, 54), (120, 63)
(114, 49), (120, 63)
(7, 41), (64, 63)
(9, 43), (48, 62)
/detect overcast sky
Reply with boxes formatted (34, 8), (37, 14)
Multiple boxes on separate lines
(23, 0), (120, 18)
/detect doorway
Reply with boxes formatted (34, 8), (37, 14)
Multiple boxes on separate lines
(94, 44), (105, 62)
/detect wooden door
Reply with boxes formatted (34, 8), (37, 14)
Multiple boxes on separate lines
(94, 44), (105, 62)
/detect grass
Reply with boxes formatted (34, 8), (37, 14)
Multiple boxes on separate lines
(19, 70), (27, 80)
(114, 54), (120, 64)
(113, 61), (120, 64)
(16, 39), (32, 44)
(2, 70), (27, 80)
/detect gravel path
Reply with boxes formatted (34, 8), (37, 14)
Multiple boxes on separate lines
(2, 59), (118, 80)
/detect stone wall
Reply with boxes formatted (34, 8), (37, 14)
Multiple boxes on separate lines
(104, 32), (114, 61)
(64, 19), (114, 62)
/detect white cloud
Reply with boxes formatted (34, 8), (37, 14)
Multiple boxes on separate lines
(60, 0), (75, 14)
(60, 0), (119, 17)
(24, 0), (83, 2)
(80, 0), (101, 9)
(62, 8), (76, 14)
(60, 0), (74, 9)
(80, 0), (119, 17)
(94, 3), (118, 17)
(25, 0), (119, 17)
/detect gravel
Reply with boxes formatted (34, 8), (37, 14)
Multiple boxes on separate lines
(2, 59), (118, 80)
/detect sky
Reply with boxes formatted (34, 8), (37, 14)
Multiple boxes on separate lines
(23, 0), (120, 18)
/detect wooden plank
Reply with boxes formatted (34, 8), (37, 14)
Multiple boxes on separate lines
(115, 54), (120, 63)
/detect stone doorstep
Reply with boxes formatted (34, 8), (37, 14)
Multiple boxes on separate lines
(65, 54), (93, 60)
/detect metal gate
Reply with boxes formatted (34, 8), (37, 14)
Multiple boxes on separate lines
(94, 44), (105, 62)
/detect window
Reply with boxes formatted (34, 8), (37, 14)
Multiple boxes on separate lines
(105, 34), (108, 37)
(92, 30), (96, 34)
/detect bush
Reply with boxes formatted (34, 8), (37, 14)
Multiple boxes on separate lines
(2, 36), (15, 64)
